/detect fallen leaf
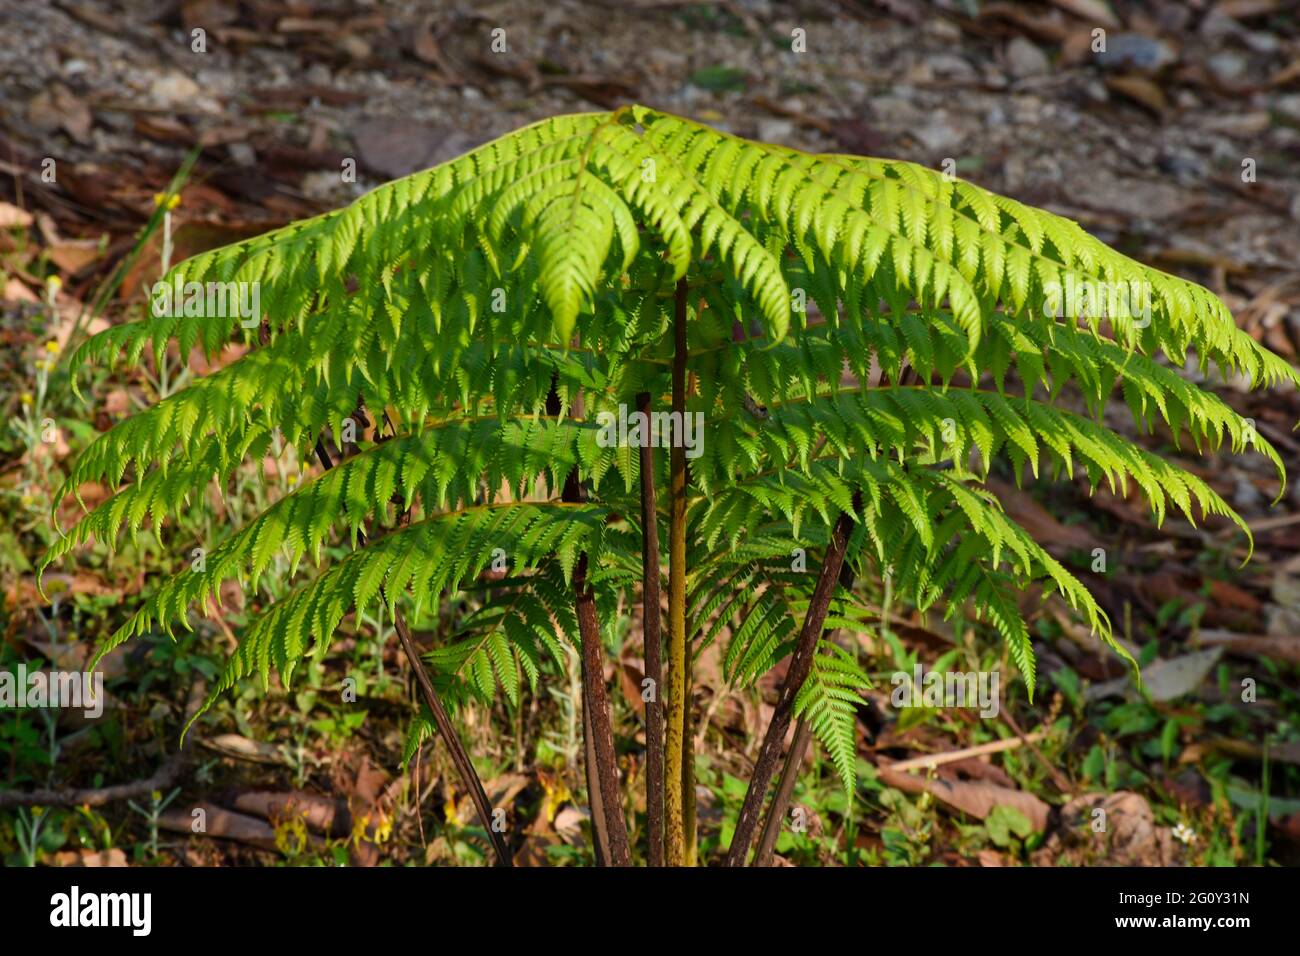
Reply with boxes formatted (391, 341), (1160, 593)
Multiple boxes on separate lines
(50, 848), (129, 867)
(554, 806), (588, 845)
(233, 791), (351, 837)
(1086, 647), (1223, 702)
(877, 760), (1050, 831)
(200, 733), (288, 764)
(159, 803), (291, 851)
(1105, 74), (1167, 115)
(46, 238), (103, 275)
(1051, 0), (1120, 27)
(28, 85), (93, 143)
(1057, 791), (1176, 865)
(1212, 0), (1279, 18)
(0, 202), (33, 229)
(352, 120), (488, 180)
(3, 277), (38, 303)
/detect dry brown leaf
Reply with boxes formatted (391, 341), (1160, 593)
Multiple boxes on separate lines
(159, 803), (292, 852)
(877, 760), (1050, 830)
(0, 201), (34, 229)
(234, 791), (351, 837)
(1051, 0), (1120, 28)
(46, 239), (102, 275)
(1055, 792), (1177, 865)
(27, 85), (93, 143)
(3, 277), (38, 303)
(1105, 74), (1167, 115)
(618, 660), (647, 718)
(50, 848), (129, 867)
(200, 733), (288, 765)
(8, 571), (121, 610)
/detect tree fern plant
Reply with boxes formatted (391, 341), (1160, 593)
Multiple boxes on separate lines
(46, 105), (1296, 867)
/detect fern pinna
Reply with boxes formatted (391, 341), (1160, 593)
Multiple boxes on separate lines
(47, 105), (1296, 867)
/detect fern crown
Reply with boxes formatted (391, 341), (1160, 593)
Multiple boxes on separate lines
(48, 105), (1296, 785)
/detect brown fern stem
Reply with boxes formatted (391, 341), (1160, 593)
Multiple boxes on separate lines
(573, 548), (631, 865)
(664, 278), (690, 865)
(313, 437), (511, 867)
(683, 667), (697, 865)
(754, 715), (811, 867)
(637, 390), (666, 867)
(753, 557), (856, 866)
(549, 381), (630, 866)
(582, 638), (609, 866)
(724, 504), (857, 867)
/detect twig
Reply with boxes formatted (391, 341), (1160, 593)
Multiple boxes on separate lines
(1001, 709), (1070, 792)
(0, 678), (205, 809)
(884, 732), (1047, 774)
(0, 752), (185, 809)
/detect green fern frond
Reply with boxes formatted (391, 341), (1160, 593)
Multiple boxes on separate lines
(794, 643), (871, 792)
(44, 105), (1294, 751)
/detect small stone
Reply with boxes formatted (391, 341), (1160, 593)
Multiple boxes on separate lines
(226, 142), (256, 167)
(757, 118), (793, 143)
(913, 113), (963, 153)
(928, 18), (961, 41)
(1207, 51), (1248, 83)
(1276, 94), (1300, 124)
(150, 72), (201, 108)
(1233, 476), (1263, 511)
(301, 170), (346, 200)
(929, 53), (976, 82)
(336, 34), (370, 60)
(304, 63), (333, 86)
(1095, 33), (1177, 72)
(1006, 36), (1049, 79)
(1157, 147), (1205, 180)
(1198, 11), (1239, 39)
(1240, 31), (1278, 55)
